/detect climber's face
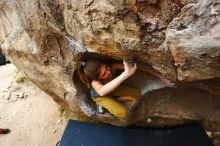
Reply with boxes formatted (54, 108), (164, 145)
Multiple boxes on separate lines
(98, 64), (112, 81)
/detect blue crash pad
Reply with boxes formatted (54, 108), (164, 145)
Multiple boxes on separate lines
(60, 120), (213, 146)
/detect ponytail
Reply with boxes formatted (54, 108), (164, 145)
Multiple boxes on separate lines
(77, 65), (91, 88)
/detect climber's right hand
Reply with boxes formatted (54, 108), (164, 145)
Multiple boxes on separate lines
(123, 60), (137, 77)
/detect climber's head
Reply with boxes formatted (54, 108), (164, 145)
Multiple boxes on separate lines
(78, 59), (112, 88)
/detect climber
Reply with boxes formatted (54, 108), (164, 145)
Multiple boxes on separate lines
(77, 59), (172, 118)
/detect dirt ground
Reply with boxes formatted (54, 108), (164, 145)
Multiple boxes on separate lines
(0, 64), (68, 146)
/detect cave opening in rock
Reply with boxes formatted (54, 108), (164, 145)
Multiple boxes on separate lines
(72, 53), (170, 119)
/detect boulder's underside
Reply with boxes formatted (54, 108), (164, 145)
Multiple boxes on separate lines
(0, 0), (220, 129)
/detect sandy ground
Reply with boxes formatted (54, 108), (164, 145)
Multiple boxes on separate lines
(0, 64), (68, 146)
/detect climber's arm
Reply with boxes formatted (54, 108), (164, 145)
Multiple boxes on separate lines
(111, 60), (172, 84)
(137, 63), (172, 84)
(110, 62), (124, 75)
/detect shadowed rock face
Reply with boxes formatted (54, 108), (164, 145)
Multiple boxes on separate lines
(0, 0), (220, 127)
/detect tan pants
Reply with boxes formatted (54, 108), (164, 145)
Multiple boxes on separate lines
(93, 84), (141, 118)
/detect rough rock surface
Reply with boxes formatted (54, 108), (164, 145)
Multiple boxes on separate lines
(0, 0), (220, 127)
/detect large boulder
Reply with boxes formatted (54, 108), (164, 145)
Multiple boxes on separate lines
(0, 0), (220, 128)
